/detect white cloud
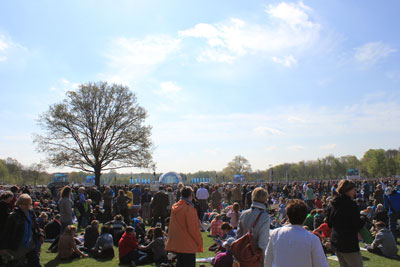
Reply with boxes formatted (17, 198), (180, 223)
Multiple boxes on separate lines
(179, 1), (320, 63)
(266, 1), (313, 28)
(288, 145), (305, 151)
(102, 35), (181, 85)
(0, 34), (27, 62)
(320, 144), (337, 150)
(151, 93), (400, 148)
(271, 55), (297, 67)
(354, 42), (396, 67)
(253, 126), (283, 136)
(159, 81), (182, 94)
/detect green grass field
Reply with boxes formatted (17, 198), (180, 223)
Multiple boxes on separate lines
(40, 232), (400, 267)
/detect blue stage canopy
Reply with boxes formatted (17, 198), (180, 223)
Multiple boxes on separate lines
(159, 172), (182, 184)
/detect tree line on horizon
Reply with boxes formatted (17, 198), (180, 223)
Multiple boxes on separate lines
(0, 148), (399, 186)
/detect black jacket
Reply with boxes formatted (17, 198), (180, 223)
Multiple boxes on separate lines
(44, 219), (61, 239)
(0, 201), (10, 230)
(327, 194), (364, 253)
(0, 207), (40, 250)
(84, 224), (99, 249)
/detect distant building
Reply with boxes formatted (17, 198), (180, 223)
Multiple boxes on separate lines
(159, 172), (182, 184)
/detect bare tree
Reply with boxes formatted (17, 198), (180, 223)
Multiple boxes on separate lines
(34, 82), (154, 186)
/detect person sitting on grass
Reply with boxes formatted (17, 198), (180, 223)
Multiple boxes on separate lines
(139, 227), (168, 266)
(210, 214), (223, 238)
(57, 225), (88, 260)
(37, 212), (48, 230)
(83, 219), (99, 252)
(92, 225), (114, 259)
(105, 214), (127, 246)
(313, 217), (332, 239)
(44, 214), (62, 240)
(212, 237), (235, 267)
(221, 222), (236, 239)
(367, 221), (399, 258)
(119, 226), (146, 266)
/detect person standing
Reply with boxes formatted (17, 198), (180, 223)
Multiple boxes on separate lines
(141, 187), (152, 225)
(59, 186), (73, 235)
(265, 199), (328, 267)
(102, 186), (113, 222)
(167, 187), (175, 213)
(0, 194), (42, 266)
(196, 183), (209, 221)
(384, 187), (400, 241)
(327, 179), (364, 267)
(0, 191), (13, 230)
(236, 187), (270, 266)
(210, 185), (222, 212)
(232, 184), (241, 204)
(166, 186), (203, 267)
(373, 184), (384, 205)
(151, 186), (169, 229)
(305, 183), (315, 210)
(363, 180), (371, 202)
(131, 184), (142, 218)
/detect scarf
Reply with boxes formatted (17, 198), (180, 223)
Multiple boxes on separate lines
(21, 210), (32, 248)
(181, 197), (194, 207)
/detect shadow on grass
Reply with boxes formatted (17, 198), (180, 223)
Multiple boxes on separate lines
(44, 257), (114, 267)
(44, 258), (72, 267)
(361, 256), (370, 261)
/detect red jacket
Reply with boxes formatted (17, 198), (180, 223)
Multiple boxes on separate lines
(118, 232), (138, 259)
(166, 199), (203, 254)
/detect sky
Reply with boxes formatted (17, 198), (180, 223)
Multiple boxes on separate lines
(1, 0), (400, 174)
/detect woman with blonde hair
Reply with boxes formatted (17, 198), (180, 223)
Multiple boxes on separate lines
(0, 194), (41, 266)
(236, 187), (270, 266)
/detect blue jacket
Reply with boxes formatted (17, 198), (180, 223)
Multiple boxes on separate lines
(384, 191), (400, 215)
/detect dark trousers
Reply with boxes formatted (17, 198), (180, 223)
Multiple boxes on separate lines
(367, 245), (383, 256)
(176, 252), (195, 267)
(198, 199), (208, 221)
(104, 206), (112, 222)
(388, 211), (400, 240)
(152, 214), (167, 230)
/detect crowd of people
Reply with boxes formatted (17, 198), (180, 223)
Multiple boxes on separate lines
(0, 177), (398, 267)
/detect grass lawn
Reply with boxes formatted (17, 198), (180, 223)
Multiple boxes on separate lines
(40, 233), (400, 267)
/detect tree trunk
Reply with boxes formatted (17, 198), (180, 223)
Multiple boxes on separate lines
(95, 167), (101, 187)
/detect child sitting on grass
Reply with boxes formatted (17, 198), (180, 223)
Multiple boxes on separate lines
(210, 214), (223, 237)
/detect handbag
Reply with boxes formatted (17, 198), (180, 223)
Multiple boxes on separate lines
(231, 211), (264, 267)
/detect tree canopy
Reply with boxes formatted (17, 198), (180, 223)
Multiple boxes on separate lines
(223, 155), (252, 177)
(34, 81), (154, 186)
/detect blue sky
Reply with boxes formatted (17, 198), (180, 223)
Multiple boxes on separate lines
(1, 0), (399, 173)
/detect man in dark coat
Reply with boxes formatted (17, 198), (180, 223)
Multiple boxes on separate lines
(210, 186), (222, 212)
(327, 180), (364, 267)
(150, 186), (169, 230)
(102, 186), (113, 222)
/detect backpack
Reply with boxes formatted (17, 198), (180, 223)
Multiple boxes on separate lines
(231, 211), (263, 267)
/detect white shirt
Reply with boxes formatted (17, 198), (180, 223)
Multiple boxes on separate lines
(264, 224), (328, 267)
(196, 187), (209, 200)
